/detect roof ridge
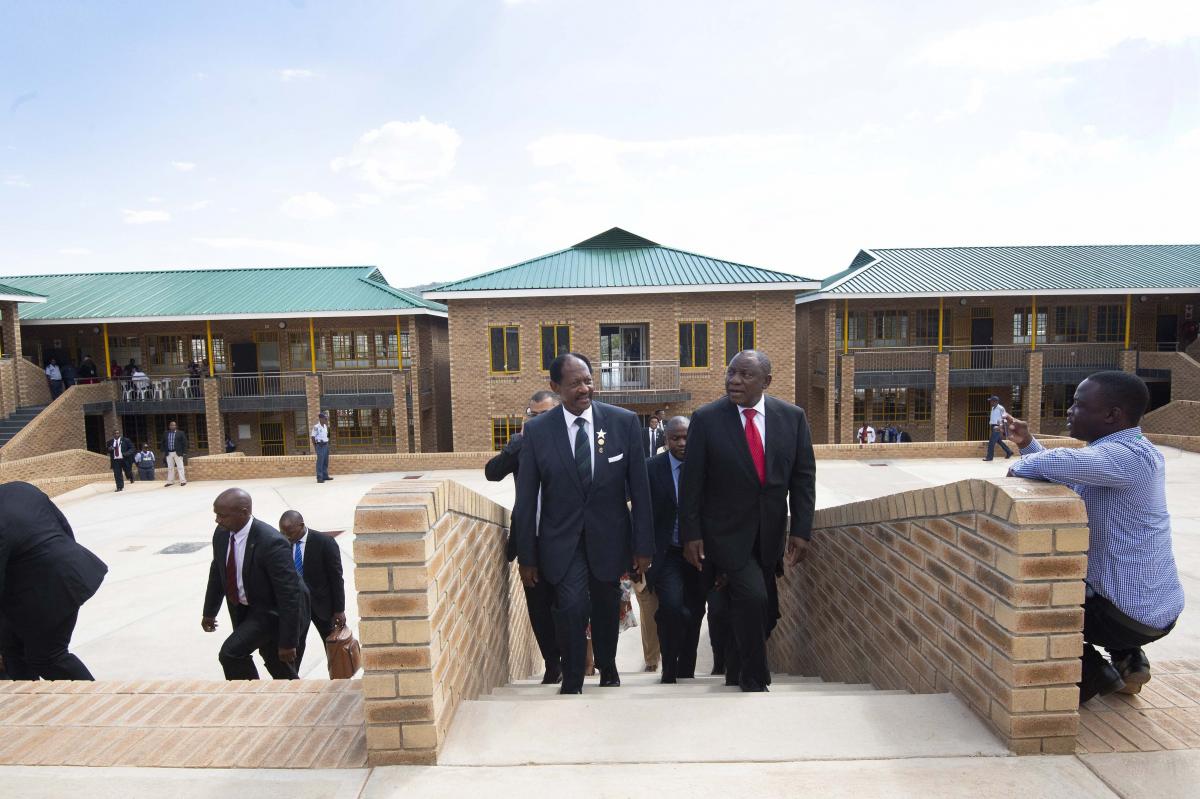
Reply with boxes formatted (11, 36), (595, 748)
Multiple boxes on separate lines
(869, 243), (1200, 253)
(0, 265), (376, 280)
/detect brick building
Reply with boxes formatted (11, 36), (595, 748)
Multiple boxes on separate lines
(425, 228), (818, 451)
(795, 246), (1200, 444)
(0, 266), (451, 456)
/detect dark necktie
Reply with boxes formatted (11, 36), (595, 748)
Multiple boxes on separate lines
(294, 541), (304, 577)
(743, 408), (765, 484)
(574, 417), (591, 490)
(225, 532), (240, 605)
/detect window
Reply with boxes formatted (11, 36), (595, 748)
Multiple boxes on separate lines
(288, 332), (312, 371)
(108, 336), (141, 369)
(834, 311), (866, 349)
(374, 332), (402, 369)
(293, 412), (309, 450)
(190, 337), (208, 367)
(378, 408), (396, 446)
(1096, 305), (1125, 343)
(1013, 307), (1048, 345)
(489, 326), (520, 373)
(400, 331), (412, 368)
(334, 408), (371, 447)
(725, 320), (756, 365)
(910, 310), (941, 347)
(853, 388), (865, 424)
(210, 336), (227, 372)
(679, 322), (709, 368)
(911, 388), (932, 421)
(331, 332), (371, 369)
(491, 416), (522, 450)
(1053, 307), (1088, 343)
(871, 388), (908, 422)
(195, 414), (208, 451)
(871, 311), (908, 347)
(540, 325), (571, 370)
(1009, 385), (1023, 418)
(1044, 384), (1077, 418)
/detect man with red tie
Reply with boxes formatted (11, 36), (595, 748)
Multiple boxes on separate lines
(679, 350), (816, 692)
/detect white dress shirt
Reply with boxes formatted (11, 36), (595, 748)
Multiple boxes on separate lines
(230, 516), (253, 605)
(311, 422), (329, 443)
(294, 529), (308, 562)
(736, 393), (767, 449)
(989, 404), (1006, 426)
(562, 404), (595, 476)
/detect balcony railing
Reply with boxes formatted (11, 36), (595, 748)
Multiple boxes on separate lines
(117, 376), (203, 401)
(1039, 343), (1121, 370)
(320, 370), (394, 395)
(946, 345), (1028, 370)
(218, 372), (307, 397)
(596, 360), (681, 392)
(852, 347), (934, 373)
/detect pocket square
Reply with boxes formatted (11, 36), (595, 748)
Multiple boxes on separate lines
(607, 453), (624, 463)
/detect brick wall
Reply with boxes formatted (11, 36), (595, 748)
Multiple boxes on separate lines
(0, 381), (114, 462)
(769, 476), (1089, 754)
(354, 479), (539, 765)
(1146, 434), (1200, 454)
(16, 356), (51, 407)
(183, 450), (494, 481)
(0, 448), (109, 484)
(1140, 351), (1200, 404)
(1141, 400), (1200, 435)
(445, 290), (797, 451)
(0, 358), (16, 418)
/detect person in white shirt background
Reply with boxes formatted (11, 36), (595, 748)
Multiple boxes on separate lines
(983, 395), (1014, 461)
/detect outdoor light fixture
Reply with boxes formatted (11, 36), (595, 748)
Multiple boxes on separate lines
(277, 321), (287, 329)
(959, 298), (968, 305)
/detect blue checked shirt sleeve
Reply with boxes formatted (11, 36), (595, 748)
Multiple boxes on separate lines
(1010, 437), (1136, 489)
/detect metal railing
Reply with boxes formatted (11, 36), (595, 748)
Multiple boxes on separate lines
(596, 360), (681, 392)
(320, 370), (394, 395)
(945, 345), (1028, 370)
(218, 372), (307, 397)
(1039, 343), (1121, 370)
(851, 347), (934, 373)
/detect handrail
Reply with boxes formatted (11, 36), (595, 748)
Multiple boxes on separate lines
(320, 370), (395, 395)
(596, 359), (681, 392)
(944, 345), (1028, 370)
(218, 371), (307, 397)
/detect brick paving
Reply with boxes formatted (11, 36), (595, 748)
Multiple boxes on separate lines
(1078, 659), (1200, 753)
(0, 679), (365, 768)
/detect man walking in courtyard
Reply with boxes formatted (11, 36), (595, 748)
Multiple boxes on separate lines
(108, 428), (135, 491)
(983, 394), (1013, 461)
(279, 510), (346, 671)
(311, 411), (332, 483)
(679, 350), (816, 692)
(1005, 371), (1184, 702)
(161, 420), (188, 486)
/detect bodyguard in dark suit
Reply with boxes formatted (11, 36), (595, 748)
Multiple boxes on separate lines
(485, 389), (563, 684)
(279, 510), (347, 671)
(679, 350), (816, 692)
(514, 353), (655, 694)
(0, 482), (108, 680)
(108, 430), (135, 491)
(201, 488), (307, 680)
(642, 419), (664, 459)
(646, 416), (707, 683)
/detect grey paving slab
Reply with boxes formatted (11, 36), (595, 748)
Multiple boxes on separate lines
(1080, 750), (1200, 799)
(0, 766), (369, 798)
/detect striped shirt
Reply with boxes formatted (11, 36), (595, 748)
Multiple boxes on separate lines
(1010, 427), (1184, 629)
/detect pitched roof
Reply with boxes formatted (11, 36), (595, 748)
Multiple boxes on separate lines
(424, 227), (817, 298)
(0, 281), (47, 303)
(3, 266), (446, 323)
(798, 245), (1200, 303)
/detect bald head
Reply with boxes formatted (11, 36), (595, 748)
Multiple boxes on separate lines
(213, 488), (252, 532)
(279, 510), (306, 543)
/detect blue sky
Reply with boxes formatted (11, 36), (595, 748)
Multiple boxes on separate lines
(3, 0), (1200, 286)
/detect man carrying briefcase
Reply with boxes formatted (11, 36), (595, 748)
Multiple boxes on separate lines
(279, 510), (353, 674)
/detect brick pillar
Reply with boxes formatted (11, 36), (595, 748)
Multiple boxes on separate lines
(1026, 350), (1044, 435)
(1, 300), (23, 404)
(1119, 349), (1137, 373)
(304, 373), (321, 454)
(934, 352), (950, 442)
(408, 318), (425, 453)
(839, 354), (855, 445)
(391, 370), (410, 454)
(102, 405), (118, 438)
(203, 377), (223, 455)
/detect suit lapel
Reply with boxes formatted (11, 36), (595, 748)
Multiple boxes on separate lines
(548, 405), (587, 499)
(589, 403), (607, 489)
(722, 400), (759, 483)
(659, 455), (678, 509)
(243, 522), (258, 601)
(763, 396), (787, 485)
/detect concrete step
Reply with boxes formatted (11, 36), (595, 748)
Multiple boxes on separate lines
(481, 684), (900, 700)
(509, 672), (822, 688)
(440, 692), (1007, 766)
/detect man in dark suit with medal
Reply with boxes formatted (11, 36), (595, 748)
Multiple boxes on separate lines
(514, 353), (655, 694)
(679, 350), (816, 692)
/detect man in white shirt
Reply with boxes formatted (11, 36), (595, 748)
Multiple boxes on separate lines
(857, 423), (876, 446)
(311, 410), (333, 483)
(983, 395), (1014, 461)
(45, 359), (64, 399)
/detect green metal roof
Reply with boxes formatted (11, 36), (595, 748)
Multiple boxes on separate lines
(2, 266), (446, 322)
(0, 282), (47, 302)
(425, 227), (817, 297)
(800, 245), (1200, 301)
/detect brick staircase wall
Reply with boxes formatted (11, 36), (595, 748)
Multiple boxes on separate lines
(1139, 351), (1200, 403)
(1145, 434), (1200, 454)
(15, 356), (52, 408)
(0, 358), (17, 418)
(769, 476), (1089, 755)
(1141, 400), (1200, 436)
(0, 381), (114, 462)
(353, 479), (539, 766)
(0, 449), (110, 497)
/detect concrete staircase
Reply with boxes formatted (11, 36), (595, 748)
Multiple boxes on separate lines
(0, 405), (46, 448)
(439, 671), (1010, 766)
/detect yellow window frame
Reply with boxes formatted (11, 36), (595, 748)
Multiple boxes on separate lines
(489, 325), (521, 374)
(678, 321), (709, 369)
(539, 324), (572, 371)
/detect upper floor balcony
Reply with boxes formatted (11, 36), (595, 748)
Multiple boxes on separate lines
(593, 360), (690, 406)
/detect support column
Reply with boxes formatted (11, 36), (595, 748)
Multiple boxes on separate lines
(934, 352), (950, 442)
(1, 300), (23, 405)
(1026, 350), (1044, 435)
(839, 354), (855, 445)
(391, 370), (410, 454)
(203, 377), (223, 455)
(1119, 350), (1137, 373)
(304, 373), (321, 454)
(408, 318), (425, 453)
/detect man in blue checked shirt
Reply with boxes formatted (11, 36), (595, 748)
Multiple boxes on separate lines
(1005, 371), (1184, 703)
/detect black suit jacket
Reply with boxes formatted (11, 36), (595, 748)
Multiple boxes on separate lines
(300, 530), (345, 622)
(514, 401), (654, 584)
(484, 432), (524, 562)
(203, 518), (306, 649)
(679, 395), (816, 571)
(0, 481), (108, 627)
(642, 427), (664, 458)
(108, 436), (134, 464)
(645, 451), (682, 587)
(161, 430), (188, 458)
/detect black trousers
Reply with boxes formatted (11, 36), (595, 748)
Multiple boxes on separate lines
(295, 613), (335, 672)
(110, 458), (134, 490)
(0, 611), (94, 680)
(1082, 591), (1173, 679)
(524, 579), (561, 670)
(653, 547), (706, 679)
(219, 603), (298, 680)
(707, 553), (778, 691)
(548, 542), (619, 692)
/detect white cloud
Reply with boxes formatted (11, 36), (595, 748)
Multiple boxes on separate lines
(146, 196), (164, 204)
(3, 174), (30, 188)
(122, 209), (171, 224)
(186, 199), (211, 211)
(58, 247), (91, 256)
(917, 0), (1200, 72)
(331, 117), (462, 192)
(172, 161), (196, 172)
(280, 191), (338, 220)
(279, 68), (317, 82)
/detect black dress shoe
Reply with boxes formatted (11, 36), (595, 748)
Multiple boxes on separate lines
(599, 666), (621, 687)
(559, 686), (582, 695)
(1114, 649), (1151, 695)
(740, 681), (769, 693)
(541, 663), (563, 685)
(1080, 659), (1125, 703)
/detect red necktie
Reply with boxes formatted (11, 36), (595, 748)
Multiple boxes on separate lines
(743, 408), (765, 484)
(225, 532), (240, 605)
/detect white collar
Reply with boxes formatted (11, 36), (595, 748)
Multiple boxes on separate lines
(563, 404), (594, 429)
(737, 394), (767, 416)
(233, 516), (254, 539)
(297, 529), (309, 546)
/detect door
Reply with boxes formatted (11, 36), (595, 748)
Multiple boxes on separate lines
(230, 341), (257, 395)
(255, 333), (281, 393)
(259, 420), (285, 456)
(966, 389), (992, 441)
(1157, 314), (1178, 352)
(599, 324), (648, 389)
(970, 317), (994, 369)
